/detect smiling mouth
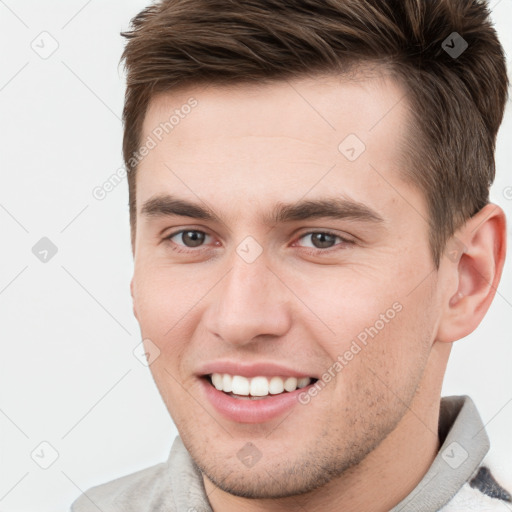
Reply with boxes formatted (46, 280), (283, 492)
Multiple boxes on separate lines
(203, 374), (319, 399)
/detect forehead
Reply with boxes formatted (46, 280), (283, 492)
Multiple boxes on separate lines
(143, 71), (409, 145)
(136, 72), (421, 223)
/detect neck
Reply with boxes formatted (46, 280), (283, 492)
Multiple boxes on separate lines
(204, 342), (450, 512)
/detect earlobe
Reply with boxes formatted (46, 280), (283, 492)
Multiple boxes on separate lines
(436, 203), (507, 343)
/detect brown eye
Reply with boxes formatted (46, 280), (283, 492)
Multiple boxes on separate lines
(166, 230), (210, 248)
(181, 230), (205, 247)
(298, 232), (340, 249)
(295, 231), (355, 253)
(308, 233), (337, 249)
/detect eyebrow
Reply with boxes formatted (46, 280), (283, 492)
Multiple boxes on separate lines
(140, 194), (385, 226)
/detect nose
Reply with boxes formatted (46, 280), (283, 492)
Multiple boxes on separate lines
(203, 253), (292, 347)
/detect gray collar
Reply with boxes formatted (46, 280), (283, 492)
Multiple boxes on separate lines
(390, 395), (489, 511)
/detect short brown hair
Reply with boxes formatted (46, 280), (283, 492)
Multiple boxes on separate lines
(120, 0), (508, 267)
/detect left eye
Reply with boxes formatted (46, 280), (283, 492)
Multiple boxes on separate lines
(296, 231), (348, 250)
(166, 230), (212, 248)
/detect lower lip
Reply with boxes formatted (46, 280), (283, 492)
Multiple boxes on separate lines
(199, 376), (316, 424)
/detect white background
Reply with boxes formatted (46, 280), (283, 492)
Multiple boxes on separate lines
(0, 1), (511, 510)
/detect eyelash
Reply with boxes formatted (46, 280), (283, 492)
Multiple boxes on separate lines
(163, 229), (355, 255)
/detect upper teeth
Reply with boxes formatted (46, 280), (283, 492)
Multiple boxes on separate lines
(210, 373), (313, 396)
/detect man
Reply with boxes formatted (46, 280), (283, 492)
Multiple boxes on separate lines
(71, 0), (510, 510)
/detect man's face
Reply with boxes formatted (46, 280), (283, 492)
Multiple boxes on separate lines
(131, 73), (447, 498)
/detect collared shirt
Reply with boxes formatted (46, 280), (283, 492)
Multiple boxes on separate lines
(70, 395), (511, 511)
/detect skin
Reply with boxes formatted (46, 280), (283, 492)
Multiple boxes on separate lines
(130, 71), (506, 512)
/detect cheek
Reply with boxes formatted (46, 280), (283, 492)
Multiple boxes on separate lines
(306, 274), (402, 349)
(315, 271), (436, 388)
(132, 262), (203, 332)
(325, 305), (433, 441)
(131, 270), (198, 390)
(133, 269), (196, 418)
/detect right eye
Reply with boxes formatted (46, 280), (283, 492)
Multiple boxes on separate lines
(164, 229), (216, 252)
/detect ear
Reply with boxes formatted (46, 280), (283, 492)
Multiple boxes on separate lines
(436, 203), (507, 343)
(130, 276), (138, 321)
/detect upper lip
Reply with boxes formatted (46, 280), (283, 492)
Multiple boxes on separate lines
(197, 360), (317, 379)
